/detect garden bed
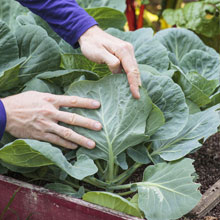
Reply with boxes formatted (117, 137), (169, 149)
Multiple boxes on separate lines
(0, 133), (219, 220)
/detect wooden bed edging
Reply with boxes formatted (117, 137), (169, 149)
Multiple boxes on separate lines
(0, 175), (144, 220)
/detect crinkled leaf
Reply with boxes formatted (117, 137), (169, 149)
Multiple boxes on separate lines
(163, 2), (220, 38)
(83, 192), (143, 218)
(38, 69), (99, 88)
(137, 158), (201, 220)
(141, 72), (188, 140)
(107, 28), (169, 72)
(61, 54), (110, 77)
(173, 69), (211, 107)
(66, 74), (151, 161)
(151, 105), (220, 161)
(0, 139), (97, 180)
(180, 50), (220, 80)
(45, 183), (84, 198)
(86, 7), (126, 30)
(15, 25), (61, 82)
(77, 0), (126, 12)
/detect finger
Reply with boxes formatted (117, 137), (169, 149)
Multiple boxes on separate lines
(52, 125), (96, 149)
(47, 95), (101, 109)
(41, 133), (78, 149)
(54, 111), (102, 131)
(107, 42), (141, 99)
(101, 49), (122, 74)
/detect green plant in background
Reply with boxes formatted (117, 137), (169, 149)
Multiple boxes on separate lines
(163, 0), (220, 52)
(0, 1), (220, 220)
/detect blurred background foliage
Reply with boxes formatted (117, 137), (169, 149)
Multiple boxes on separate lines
(125, 0), (220, 52)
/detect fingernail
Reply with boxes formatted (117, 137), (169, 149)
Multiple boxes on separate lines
(92, 101), (100, 108)
(87, 140), (95, 148)
(94, 122), (102, 130)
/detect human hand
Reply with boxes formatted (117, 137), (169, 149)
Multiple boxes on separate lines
(78, 25), (141, 99)
(1, 91), (102, 149)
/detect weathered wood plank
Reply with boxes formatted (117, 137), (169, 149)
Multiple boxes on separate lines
(0, 175), (144, 220)
(189, 179), (220, 218)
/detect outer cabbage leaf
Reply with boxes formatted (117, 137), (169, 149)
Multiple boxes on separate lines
(0, 21), (19, 68)
(0, 0), (28, 29)
(180, 50), (220, 80)
(15, 24), (61, 82)
(76, 0), (126, 12)
(154, 28), (218, 64)
(151, 105), (220, 161)
(66, 74), (152, 162)
(141, 72), (188, 140)
(83, 192), (143, 218)
(106, 28), (169, 72)
(0, 139), (97, 180)
(137, 158), (201, 220)
(86, 7), (126, 30)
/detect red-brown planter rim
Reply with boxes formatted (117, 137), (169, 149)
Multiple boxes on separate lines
(0, 175), (144, 220)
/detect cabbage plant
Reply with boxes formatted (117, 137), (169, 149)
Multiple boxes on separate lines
(0, 1), (220, 220)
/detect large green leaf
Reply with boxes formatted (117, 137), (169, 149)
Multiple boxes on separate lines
(66, 74), (151, 163)
(0, 139), (97, 180)
(137, 158), (201, 220)
(38, 69), (99, 89)
(154, 28), (218, 64)
(22, 77), (62, 94)
(173, 69), (217, 107)
(61, 54), (111, 77)
(86, 7), (126, 30)
(0, 0), (28, 29)
(15, 24), (61, 82)
(141, 72), (188, 140)
(106, 28), (170, 72)
(45, 183), (84, 198)
(0, 20), (19, 68)
(151, 105), (220, 161)
(76, 0), (126, 12)
(180, 50), (220, 80)
(83, 192), (143, 218)
(0, 58), (25, 92)
(163, 1), (220, 38)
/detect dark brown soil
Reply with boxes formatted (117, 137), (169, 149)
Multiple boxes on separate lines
(180, 132), (220, 220)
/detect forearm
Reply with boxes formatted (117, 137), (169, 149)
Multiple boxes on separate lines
(0, 100), (6, 140)
(15, 0), (98, 48)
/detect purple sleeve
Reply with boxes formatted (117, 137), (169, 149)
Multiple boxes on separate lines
(16, 0), (98, 48)
(0, 100), (7, 140)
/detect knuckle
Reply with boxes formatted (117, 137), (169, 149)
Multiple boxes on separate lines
(63, 129), (73, 139)
(124, 42), (133, 50)
(70, 113), (77, 124)
(40, 108), (53, 116)
(43, 94), (56, 103)
(70, 96), (78, 105)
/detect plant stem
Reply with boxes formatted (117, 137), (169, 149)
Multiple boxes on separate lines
(107, 183), (132, 191)
(95, 160), (104, 175)
(83, 176), (110, 189)
(107, 147), (115, 181)
(112, 163), (142, 185)
(118, 190), (135, 196)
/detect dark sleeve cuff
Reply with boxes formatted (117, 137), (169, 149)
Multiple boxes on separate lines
(0, 100), (7, 140)
(16, 0), (98, 48)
